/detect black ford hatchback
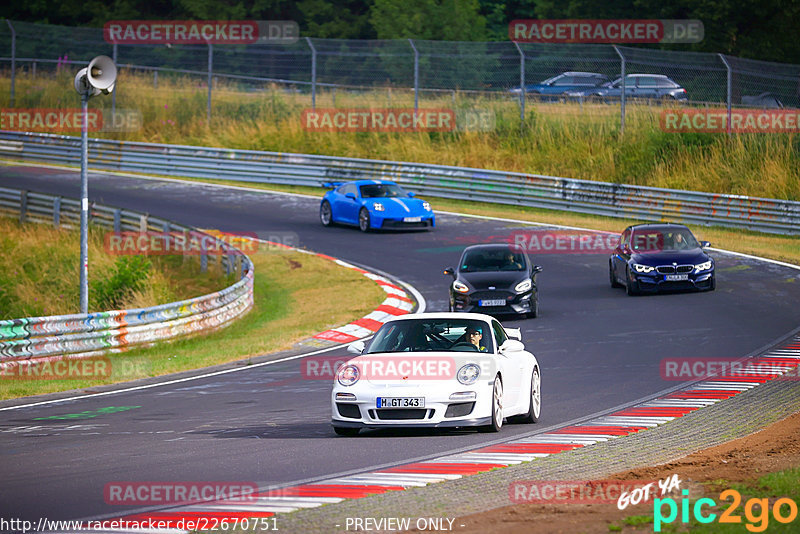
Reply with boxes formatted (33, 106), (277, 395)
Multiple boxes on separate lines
(444, 244), (543, 318)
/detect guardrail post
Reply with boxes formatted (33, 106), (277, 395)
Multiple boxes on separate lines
(306, 37), (317, 110)
(113, 209), (121, 232)
(409, 39), (419, 115)
(234, 253), (241, 277)
(139, 214), (148, 232)
(7, 20), (16, 107)
(19, 190), (27, 224)
(207, 43), (213, 125)
(225, 252), (233, 276)
(718, 53), (732, 136)
(53, 196), (61, 228)
(201, 252), (208, 272)
(613, 45), (626, 134)
(512, 41), (525, 128)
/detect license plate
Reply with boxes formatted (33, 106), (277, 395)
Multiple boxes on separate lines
(403, 216), (422, 223)
(665, 274), (689, 281)
(479, 299), (506, 307)
(377, 397), (425, 408)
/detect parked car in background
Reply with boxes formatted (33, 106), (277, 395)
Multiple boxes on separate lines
(509, 71), (609, 99)
(567, 74), (688, 101)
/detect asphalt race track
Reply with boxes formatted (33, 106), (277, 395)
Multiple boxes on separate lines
(1, 165), (799, 524)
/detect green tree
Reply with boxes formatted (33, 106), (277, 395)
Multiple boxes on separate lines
(370, 0), (488, 40)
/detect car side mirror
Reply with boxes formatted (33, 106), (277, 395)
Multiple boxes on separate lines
(407, 192), (416, 198)
(533, 265), (543, 274)
(348, 340), (365, 354)
(443, 267), (455, 278)
(345, 193), (356, 200)
(499, 339), (525, 353)
(700, 241), (711, 248)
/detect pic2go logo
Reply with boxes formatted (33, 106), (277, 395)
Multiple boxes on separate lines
(654, 489), (798, 532)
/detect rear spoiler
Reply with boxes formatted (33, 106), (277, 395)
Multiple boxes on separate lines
(505, 328), (522, 341)
(322, 181), (344, 189)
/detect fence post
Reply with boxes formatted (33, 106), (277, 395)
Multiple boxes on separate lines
(718, 53), (732, 136)
(53, 196), (61, 228)
(409, 39), (419, 114)
(306, 37), (317, 110)
(7, 20), (15, 107)
(19, 190), (27, 224)
(613, 45), (626, 134)
(207, 43), (213, 125)
(113, 209), (121, 232)
(512, 41), (525, 127)
(154, 70), (158, 88)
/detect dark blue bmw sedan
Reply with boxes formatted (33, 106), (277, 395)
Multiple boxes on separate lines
(609, 223), (715, 295)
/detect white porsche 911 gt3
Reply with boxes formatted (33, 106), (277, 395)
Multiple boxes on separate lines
(331, 312), (541, 436)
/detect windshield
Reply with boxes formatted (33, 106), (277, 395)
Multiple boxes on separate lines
(367, 319), (494, 353)
(631, 228), (699, 252)
(461, 248), (526, 272)
(360, 183), (406, 198)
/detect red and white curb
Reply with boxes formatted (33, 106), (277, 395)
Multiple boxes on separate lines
(77, 337), (800, 532)
(310, 257), (416, 344)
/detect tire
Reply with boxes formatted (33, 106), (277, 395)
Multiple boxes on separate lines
(358, 208), (371, 233)
(512, 367), (541, 424)
(320, 201), (333, 227)
(528, 296), (539, 318)
(625, 266), (639, 296)
(610, 261), (622, 288)
(479, 376), (503, 433)
(333, 426), (360, 437)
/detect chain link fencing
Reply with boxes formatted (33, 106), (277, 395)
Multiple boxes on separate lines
(1, 19), (799, 130)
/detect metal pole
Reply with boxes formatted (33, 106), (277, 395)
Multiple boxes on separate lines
(409, 39), (419, 114)
(512, 41), (525, 127)
(79, 92), (89, 313)
(7, 20), (15, 107)
(112, 43), (118, 122)
(207, 43), (213, 125)
(719, 53), (732, 136)
(306, 37), (316, 110)
(613, 45), (626, 134)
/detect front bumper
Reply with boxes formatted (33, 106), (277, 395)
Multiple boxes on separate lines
(630, 270), (714, 292)
(452, 289), (534, 315)
(373, 214), (435, 230)
(331, 385), (491, 428)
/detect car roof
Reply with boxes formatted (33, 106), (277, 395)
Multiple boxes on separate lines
(561, 71), (607, 76)
(628, 223), (690, 231)
(625, 74), (671, 78)
(461, 243), (523, 253)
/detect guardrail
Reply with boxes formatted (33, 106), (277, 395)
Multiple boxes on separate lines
(0, 186), (254, 363)
(1, 130), (798, 235)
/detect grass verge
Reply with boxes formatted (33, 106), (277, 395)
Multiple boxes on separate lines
(1, 245), (386, 400)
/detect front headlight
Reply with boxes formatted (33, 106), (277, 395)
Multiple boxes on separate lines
(422, 201), (431, 211)
(457, 364), (481, 385)
(372, 202), (385, 212)
(337, 365), (360, 386)
(695, 260), (712, 272)
(453, 280), (469, 293)
(514, 278), (532, 293)
(633, 264), (656, 273)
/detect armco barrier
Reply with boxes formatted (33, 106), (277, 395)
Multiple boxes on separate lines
(1, 130), (798, 235)
(0, 186), (254, 363)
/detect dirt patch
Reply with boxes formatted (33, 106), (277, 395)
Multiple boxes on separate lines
(452, 409), (800, 533)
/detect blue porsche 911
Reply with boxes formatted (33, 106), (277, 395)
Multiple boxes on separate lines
(320, 180), (435, 232)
